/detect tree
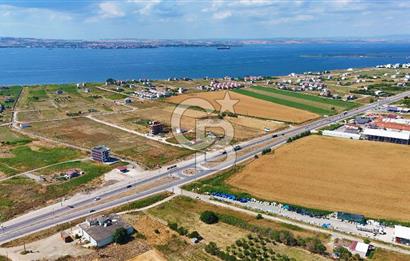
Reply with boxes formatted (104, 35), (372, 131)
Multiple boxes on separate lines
(112, 227), (130, 244)
(256, 214), (263, 220)
(205, 242), (220, 255)
(334, 246), (352, 260)
(200, 211), (219, 224)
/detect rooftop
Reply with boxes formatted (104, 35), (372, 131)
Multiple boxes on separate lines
(362, 128), (410, 140)
(395, 225), (410, 240)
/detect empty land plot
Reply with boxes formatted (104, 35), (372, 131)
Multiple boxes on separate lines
(28, 117), (192, 168)
(227, 135), (410, 221)
(0, 160), (113, 222)
(0, 127), (81, 176)
(167, 91), (318, 123)
(149, 196), (329, 260)
(16, 86), (130, 122)
(234, 86), (357, 115)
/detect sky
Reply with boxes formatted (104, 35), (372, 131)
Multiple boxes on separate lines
(0, 0), (410, 40)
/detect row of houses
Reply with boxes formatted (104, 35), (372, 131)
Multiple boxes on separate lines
(376, 63), (410, 69)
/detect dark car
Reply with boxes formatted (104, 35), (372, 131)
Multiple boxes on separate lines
(233, 145), (242, 151)
(126, 185), (132, 189)
(89, 209), (95, 213)
(272, 134), (278, 138)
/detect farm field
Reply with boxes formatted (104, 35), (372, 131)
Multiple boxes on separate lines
(227, 135), (410, 221)
(167, 90), (319, 123)
(0, 127), (82, 176)
(28, 117), (192, 169)
(233, 86), (357, 115)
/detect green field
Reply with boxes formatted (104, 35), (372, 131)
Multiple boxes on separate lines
(0, 160), (114, 222)
(0, 134), (81, 176)
(233, 86), (357, 115)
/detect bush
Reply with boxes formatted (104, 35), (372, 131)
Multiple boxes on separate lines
(177, 226), (188, 236)
(112, 228), (130, 244)
(200, 211), (219, 224)
(256, 214), (263, 220)
(188, 231), (202, 240)
(205, 242), (220, 255)
(168, 222), (178, 231)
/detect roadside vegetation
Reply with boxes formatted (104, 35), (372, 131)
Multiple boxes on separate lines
(113, 192), (173, 212)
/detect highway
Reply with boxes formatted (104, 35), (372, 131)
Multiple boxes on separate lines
(1, 90), (409, 244)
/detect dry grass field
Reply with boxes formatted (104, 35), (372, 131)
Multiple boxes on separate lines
(167, 90), (319, 123)
(95, 104), (286, 141)
(28, 117), (192, 168)
(227, 135), (410, 221)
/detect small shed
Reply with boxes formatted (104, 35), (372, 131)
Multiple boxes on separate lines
(60, 231), (73, 243)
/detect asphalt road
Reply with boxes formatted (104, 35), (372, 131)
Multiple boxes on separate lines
(1, 90), (409, 244)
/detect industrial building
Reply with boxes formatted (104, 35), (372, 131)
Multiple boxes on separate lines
(394, 225), (410, 245)
(362, 128), (410, 145)
(91, 145), (111, 162)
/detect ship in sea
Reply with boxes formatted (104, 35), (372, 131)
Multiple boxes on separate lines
(217, 46), (231, 50)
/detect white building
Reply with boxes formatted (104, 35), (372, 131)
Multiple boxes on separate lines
(362, 128), (410, 145)
(395, 225), (410, 245)
(77, 214), (133, 248)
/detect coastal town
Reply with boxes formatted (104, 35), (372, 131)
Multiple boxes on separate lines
(1, 62), (410, 261)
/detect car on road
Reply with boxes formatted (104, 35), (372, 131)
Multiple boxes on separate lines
(221, 150), (227, 155)
(234, 145), (242, 151)
(126, 185), (132, 188)
(89, 209), (95, 213)
(68, 205), (74, 209)
(272, 134), (278, 138)
(94, 196), (101, 201)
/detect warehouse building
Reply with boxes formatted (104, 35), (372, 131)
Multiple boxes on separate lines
(362, 128), (410, 145)
(394, 225), (410, 245)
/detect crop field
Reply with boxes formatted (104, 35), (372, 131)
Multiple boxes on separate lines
(28, 117), (192, 169)
(167, 90), (319, 123)
(227, 135), (410, 221)
(233, 86), (357, 115)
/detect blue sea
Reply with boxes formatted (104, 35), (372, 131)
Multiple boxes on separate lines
(0, 43), (409, 85)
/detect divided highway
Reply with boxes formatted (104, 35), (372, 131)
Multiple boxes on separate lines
(1, 90), (409, 244)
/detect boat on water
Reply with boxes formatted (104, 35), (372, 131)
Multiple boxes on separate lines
(217, 46), (231, 50)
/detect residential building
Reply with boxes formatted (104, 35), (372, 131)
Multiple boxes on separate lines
(77, 214), (133, 248)
(349, 241), (370, 258)
(149, 121), (163, 135)
(91, 145), (111, 162)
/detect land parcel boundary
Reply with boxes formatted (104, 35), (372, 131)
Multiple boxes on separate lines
(233, 86), (357, 115)
(28, 117), (192, 169)
(227, 135), (410, 222)
(167, 90), (318, 124)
